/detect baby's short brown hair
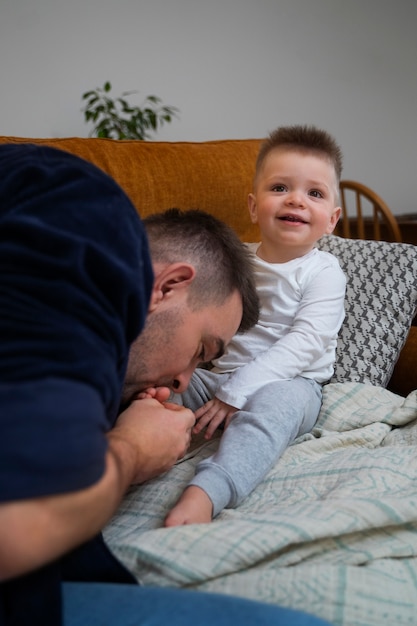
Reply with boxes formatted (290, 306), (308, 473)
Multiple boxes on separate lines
(256, 124), (343, 182)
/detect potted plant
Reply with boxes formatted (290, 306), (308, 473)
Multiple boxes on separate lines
(81, 81), (179, 140)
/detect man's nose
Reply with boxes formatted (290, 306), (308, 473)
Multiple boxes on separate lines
(171, 366), (195, 394)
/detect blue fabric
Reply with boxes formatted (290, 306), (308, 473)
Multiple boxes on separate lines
(62, 583), (332, 626)
(0, 144), (153, 626)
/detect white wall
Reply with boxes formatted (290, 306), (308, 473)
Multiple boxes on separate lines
(1, 0), (416, 215)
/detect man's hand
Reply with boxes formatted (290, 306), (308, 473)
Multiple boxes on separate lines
(108, 397), (195, 484)
(193, 397), (237, 439)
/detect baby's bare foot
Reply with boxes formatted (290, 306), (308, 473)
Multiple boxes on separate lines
(164, 486), (213, 526)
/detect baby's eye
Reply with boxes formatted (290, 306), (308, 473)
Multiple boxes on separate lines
(272, 184), (286, 192)
(309, 189), (323, 198)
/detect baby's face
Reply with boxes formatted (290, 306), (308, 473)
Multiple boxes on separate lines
(248, 148), (341, 261)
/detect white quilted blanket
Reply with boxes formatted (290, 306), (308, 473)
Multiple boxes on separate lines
(104, 383), (417, 626)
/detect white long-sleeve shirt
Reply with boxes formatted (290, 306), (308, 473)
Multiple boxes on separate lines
(212, 243), (346, 409)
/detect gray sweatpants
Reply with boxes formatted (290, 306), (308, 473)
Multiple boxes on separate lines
(182, 369), (322, 517)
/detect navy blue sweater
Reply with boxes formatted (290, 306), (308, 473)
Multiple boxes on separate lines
(0, 144), (153, 625)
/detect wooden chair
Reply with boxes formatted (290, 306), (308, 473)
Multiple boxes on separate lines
(337, 180), (402, 243)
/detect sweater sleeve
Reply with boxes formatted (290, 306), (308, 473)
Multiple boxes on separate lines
(0, 144), (154, 502)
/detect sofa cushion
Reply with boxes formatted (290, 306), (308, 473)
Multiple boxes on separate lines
(317, 235), (417, 387)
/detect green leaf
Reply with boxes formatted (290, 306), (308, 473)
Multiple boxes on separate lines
(82, 90), (96, 100)
(81, 82), (179, 140)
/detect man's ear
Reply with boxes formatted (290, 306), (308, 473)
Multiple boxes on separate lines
(248, 193), (258, 224)
(148, 263), (196, 312)
(326, 206), (342, 234)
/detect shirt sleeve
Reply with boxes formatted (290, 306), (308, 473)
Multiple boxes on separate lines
(216, 260), (346, 408)
(0, 379), (109, 500)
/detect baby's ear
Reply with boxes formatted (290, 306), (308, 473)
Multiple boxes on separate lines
(326, 206), (341, 234)
(248, 193), (258, 224)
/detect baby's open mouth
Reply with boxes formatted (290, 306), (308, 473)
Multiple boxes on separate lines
(279, 215), (307, 224)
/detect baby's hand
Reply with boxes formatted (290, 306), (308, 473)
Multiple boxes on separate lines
(194, 397), (237, 439)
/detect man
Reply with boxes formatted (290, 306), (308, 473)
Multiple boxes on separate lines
(0, 144), (330, 626)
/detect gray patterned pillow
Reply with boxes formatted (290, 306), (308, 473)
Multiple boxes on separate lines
(317, 235), (417, 387)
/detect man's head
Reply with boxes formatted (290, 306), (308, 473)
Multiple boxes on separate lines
(122, 209), (260, 406)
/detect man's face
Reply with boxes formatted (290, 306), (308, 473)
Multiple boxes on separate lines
(121, 289), (242, 407)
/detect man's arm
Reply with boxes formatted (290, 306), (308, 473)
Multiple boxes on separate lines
(0, 398), (195, 581)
